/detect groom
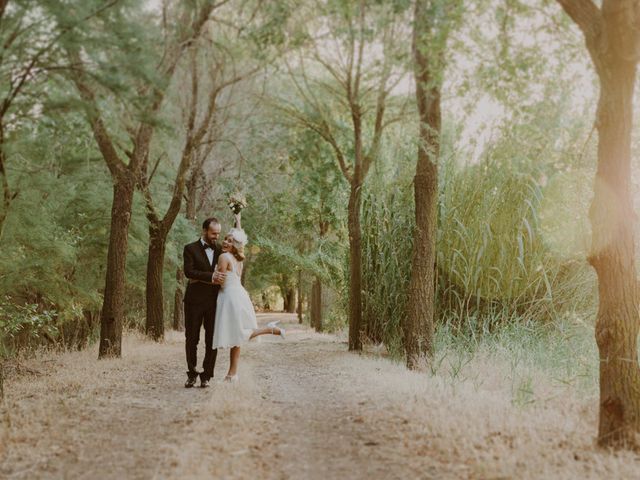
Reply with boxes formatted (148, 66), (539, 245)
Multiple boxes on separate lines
(183, 217), (226, 388)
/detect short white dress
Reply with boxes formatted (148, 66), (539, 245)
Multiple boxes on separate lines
(212, 253), (258, 349)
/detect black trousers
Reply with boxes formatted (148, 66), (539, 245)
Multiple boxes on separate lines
(185, 301), (217, 380)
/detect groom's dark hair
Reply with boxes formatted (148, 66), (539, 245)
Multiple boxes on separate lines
(202, 217), (220, 230)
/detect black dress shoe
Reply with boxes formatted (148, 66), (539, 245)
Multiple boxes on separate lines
(185, 377), (198, 388)
(200, 378), (210, 388)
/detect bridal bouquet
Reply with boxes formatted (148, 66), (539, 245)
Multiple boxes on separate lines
(228, 193), (247, 215)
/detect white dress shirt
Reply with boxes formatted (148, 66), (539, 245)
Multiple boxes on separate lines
(201, 238), (214, 266)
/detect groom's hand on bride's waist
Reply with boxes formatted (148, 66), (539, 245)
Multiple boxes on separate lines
(212, 271), (227, 285)
(186, 272), (225, 285)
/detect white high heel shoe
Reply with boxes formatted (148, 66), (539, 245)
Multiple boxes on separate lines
(267, 321), (285, 339)
(224, 374), (238, 383)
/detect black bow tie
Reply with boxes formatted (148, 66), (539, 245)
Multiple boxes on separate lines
(204, 243), (214, 250)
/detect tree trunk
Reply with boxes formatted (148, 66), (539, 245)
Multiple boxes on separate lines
(98, 179), (135, 358)
(0, 129), (12, 244)
(311, 276), (322, 332)
(285, 288), (296, 313)
(142, 135), (195, 341)
(555, 0), (640, 451)
(297, 270), (303, 324)
(347, 183), (363, 350)
(78, 309), (96, 350)
(145, 222), (168, 340)
(590, 55), (640, 448)
(404, 0), (443, 369)
(173, 265), (185, 331)
(186, 175), (197, 220)
(278, 274), (295, 313)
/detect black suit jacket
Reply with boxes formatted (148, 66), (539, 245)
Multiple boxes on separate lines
(183, 239), (221, 306)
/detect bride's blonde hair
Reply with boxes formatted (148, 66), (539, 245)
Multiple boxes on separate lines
(229, 242), (245, 262)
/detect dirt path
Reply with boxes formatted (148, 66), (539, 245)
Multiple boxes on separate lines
(0, 314), (463, 480)
(5, 314), (635, 479)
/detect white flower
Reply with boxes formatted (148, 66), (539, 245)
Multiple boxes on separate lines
(228, 193), (247, 208)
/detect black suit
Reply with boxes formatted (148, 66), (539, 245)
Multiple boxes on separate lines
(183, 239), (221, 380)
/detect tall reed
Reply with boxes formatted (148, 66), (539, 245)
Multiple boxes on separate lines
(359, 156), (596, 355)
(437, 156), (594, 331)
(361, 186), (414, 356)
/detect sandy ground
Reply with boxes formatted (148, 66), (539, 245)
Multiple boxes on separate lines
(2, 313), (640, 479)
(0, 314), (454, 480)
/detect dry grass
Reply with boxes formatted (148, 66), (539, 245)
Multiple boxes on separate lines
(0, 329), (233, 479)
(1, 314), (639, 479)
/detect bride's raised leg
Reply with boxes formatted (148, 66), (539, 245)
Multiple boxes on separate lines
(249, 326), (285, 339)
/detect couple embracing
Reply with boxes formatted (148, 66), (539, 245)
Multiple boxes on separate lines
(182, 214), (284, 388)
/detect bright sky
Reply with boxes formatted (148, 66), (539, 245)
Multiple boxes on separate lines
(141, 0), (597, 167)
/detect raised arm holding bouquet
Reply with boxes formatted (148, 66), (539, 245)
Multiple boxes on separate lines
(211, 193), (285, 382)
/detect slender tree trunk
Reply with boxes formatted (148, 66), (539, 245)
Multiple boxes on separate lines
(145, 223), (168, 340)
(186, 176), (197, 220)
(282, 290), (291, 312)
(0, 129), (12, 244)
(311, 276), (323, 332)
(285, 288), (296, 313)
(261, 291), (270, 311)
(173, 265), (185, 330)
(404, 0), (445, 369)
(297, 270), (303, 324)
(347, 183), (363, 350)
(98, 179), (135, 358)
(278, 274), (295, 313)
(590, 56), (640, 447)
(310, 282), (318, 329)
(142, 133), (197, 341)
(79, 309), (96, 350)
(405, 164), (437, 367)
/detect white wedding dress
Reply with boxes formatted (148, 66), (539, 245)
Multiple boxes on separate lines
(212, 253), (258, 349)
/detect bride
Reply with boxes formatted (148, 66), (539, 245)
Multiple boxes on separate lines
(212, 216), (285, 382)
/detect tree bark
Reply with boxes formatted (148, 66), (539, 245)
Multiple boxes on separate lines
(145, 223), (168, 340)
(0, 127), (12, 244)
(297, 269), (303, 324)
(557, 0), (640, 448)
(590, 55), (640, 448)
(310, 276), (323, 331)
(262, 291), (271, 311)
(98, 179), (135, 357)
(173, 265), (185, 330)
(404, 0), (447, 369)
(347, 183), (363, 350)
(282, 288), (291, 312)
(142, 142), (192, 341)
(284, 288), (296, 313)
(186, 175), (197, 220)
